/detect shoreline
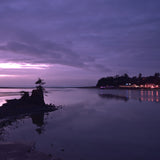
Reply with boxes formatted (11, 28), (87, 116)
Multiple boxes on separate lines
(99, 87), (160, 90)
(0, 86), (160, 90)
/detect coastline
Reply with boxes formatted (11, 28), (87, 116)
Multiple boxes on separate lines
(0, 86), (160, 90)
(99, 87), (160, 90)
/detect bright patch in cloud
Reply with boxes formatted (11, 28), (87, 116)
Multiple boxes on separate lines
(0, 63), (50, 69)
(0, 74), (18, 77)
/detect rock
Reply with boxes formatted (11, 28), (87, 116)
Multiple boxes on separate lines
(30, 86), (45, 105)
(0, 79), (57, 119)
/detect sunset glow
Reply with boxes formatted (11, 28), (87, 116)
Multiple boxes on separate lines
(0, 74), (17, 77)
(0, 63), (50, 69)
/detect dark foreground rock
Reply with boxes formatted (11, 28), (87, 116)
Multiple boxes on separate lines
(0, 102), (57, 119)
(0, 80), (57, 119)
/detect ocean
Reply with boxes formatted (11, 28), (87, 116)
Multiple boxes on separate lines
(0, 88), (160, 160)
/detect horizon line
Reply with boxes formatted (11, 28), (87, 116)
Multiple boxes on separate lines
(0, 86), (96, 89)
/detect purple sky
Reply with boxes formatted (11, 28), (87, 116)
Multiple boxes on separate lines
(0, 0), (160, 87)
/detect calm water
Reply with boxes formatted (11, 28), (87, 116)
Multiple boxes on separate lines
(1, 88), (160, 160)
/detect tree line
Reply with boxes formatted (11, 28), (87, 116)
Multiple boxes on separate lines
(96, 73), (160, 87)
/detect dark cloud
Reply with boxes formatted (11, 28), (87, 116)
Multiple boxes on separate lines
(0, 0), (160, 78)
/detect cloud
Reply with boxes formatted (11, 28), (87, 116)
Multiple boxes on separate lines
(0, 0), (159, 76)
(0, 38), (93, 68)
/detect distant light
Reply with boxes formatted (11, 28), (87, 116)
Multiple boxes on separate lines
(0, 63), (50, 69)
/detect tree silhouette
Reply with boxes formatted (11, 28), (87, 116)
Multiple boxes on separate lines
(138, 73), (142, 79)
(35, 78), (45, 86)
(96, 73), (160, 87)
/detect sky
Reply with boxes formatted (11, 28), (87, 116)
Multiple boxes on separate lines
(0, 0), (160, 87)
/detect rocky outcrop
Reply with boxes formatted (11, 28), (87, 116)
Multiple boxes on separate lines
(30, 86), (45, 105)
(0, 84), (57, 119)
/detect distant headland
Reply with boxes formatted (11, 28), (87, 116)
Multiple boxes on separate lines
(96, 73), (160, 89)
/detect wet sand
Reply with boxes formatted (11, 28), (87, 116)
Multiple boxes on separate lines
(0, 142), (52, 160)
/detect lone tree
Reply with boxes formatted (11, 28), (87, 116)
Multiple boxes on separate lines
(30, 78), (46, 105)
(35, 78), (45, 89)
(35, 78), (47, 94)
(36, 78), (45, 85)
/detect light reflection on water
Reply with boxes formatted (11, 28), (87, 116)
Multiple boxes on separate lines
(1, 88), (160, 160)
(98, 89), (160, 103)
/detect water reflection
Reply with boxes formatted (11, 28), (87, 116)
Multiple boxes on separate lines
(31, 113), (45, 134)
(99, 89), (160, 103)
(0, 112), (47, 138)
(99, 93), (129, 101)
(140, 90), (160, 102)
(1, 88), (160, 160)
(31, 113), (44, 127)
